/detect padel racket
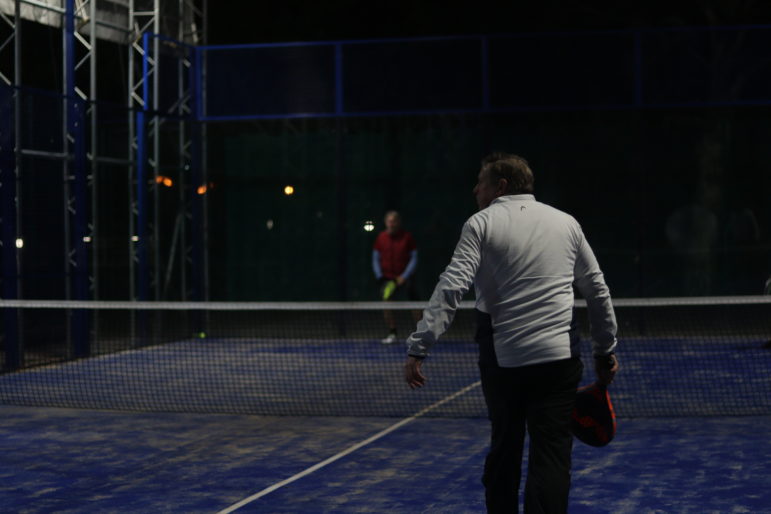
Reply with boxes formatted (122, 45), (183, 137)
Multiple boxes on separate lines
(571, 382), (616, 447)
(382, 280), (397, 300)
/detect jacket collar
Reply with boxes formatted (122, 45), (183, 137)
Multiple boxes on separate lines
(491, 194), (535, 206)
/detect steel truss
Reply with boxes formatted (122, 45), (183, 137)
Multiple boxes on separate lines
(0, 0), (206, 370)
(129, 0), (205, 302)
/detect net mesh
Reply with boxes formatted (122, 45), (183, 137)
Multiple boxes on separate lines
(1, 297), (770, 418)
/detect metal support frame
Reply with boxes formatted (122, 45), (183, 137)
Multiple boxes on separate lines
(0, 0), (205, 369)
(129, 1), (158, 302)
(129, 0), (206, 302)
(63, 0), (90, 356)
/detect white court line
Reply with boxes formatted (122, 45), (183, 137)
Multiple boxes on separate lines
(216, 380), (482, 514)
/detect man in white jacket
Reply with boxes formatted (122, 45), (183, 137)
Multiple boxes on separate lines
(404, 153), (619, 513)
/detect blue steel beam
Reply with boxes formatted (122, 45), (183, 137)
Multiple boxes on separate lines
(334, 43), (343, 115)
(135, 31), (151, 302)
(197, 25), (771, 121)
(196, 24), (771, 52)
(0, 83), (20, 370)
(65, 0), (90, 357)
(189, 45), (204, 302)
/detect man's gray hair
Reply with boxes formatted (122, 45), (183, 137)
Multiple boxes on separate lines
(481, 152), (535, 195)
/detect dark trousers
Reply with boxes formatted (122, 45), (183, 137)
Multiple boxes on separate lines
(476, 311), (583, 514)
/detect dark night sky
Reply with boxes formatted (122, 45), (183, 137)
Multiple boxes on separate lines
(208, 0), (771, 44)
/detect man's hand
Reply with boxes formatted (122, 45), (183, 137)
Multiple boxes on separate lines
(595, 353), (619, 385)
(395, 276), (406, 286)
(404, 356), (427, 389)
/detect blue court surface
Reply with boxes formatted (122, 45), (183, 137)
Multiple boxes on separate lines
(1, 405), (770, 513)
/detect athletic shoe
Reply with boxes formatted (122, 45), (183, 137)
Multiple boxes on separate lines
(381, 333), (398, 345)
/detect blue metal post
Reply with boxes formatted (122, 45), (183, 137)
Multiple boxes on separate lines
(0, 83), (20, 370)
(634, 31), (643, 107)
(195, 46), (204, 120)
(189, 46), (203, 302)
(70, 97), (90, 356)
(136, 32), (151, 301)
(333, 44), (348, 301)
(481, 36), (490, 111)
(334, 44), (344, 115)
(65, 0), (90, 357)
(136, 108), (148, 301)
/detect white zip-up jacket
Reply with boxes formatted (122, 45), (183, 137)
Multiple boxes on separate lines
(407, 194), (617, 367)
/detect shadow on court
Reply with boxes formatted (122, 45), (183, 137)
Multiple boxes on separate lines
(1, 406), (770, 513)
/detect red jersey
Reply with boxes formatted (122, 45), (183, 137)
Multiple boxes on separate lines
(373, 229), (417, 279)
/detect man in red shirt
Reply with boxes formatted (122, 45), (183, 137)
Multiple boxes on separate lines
(372, 211), (418, 344)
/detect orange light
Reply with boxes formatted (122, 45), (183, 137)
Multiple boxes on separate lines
(284, 185), (295, 196)
(197, 182), (215, 195)
(155, 175), (173, 187)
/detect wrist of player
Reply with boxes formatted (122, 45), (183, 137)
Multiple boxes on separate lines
(594, 351), (616, 366)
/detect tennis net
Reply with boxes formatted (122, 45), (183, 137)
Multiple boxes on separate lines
(1, 297), (769, 418)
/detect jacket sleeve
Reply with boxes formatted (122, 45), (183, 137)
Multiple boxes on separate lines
(406, 220), (482, 357)
(573, 230), (618, 356)
(372, 249), (382, 279)
(401, 250), (418, 279)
